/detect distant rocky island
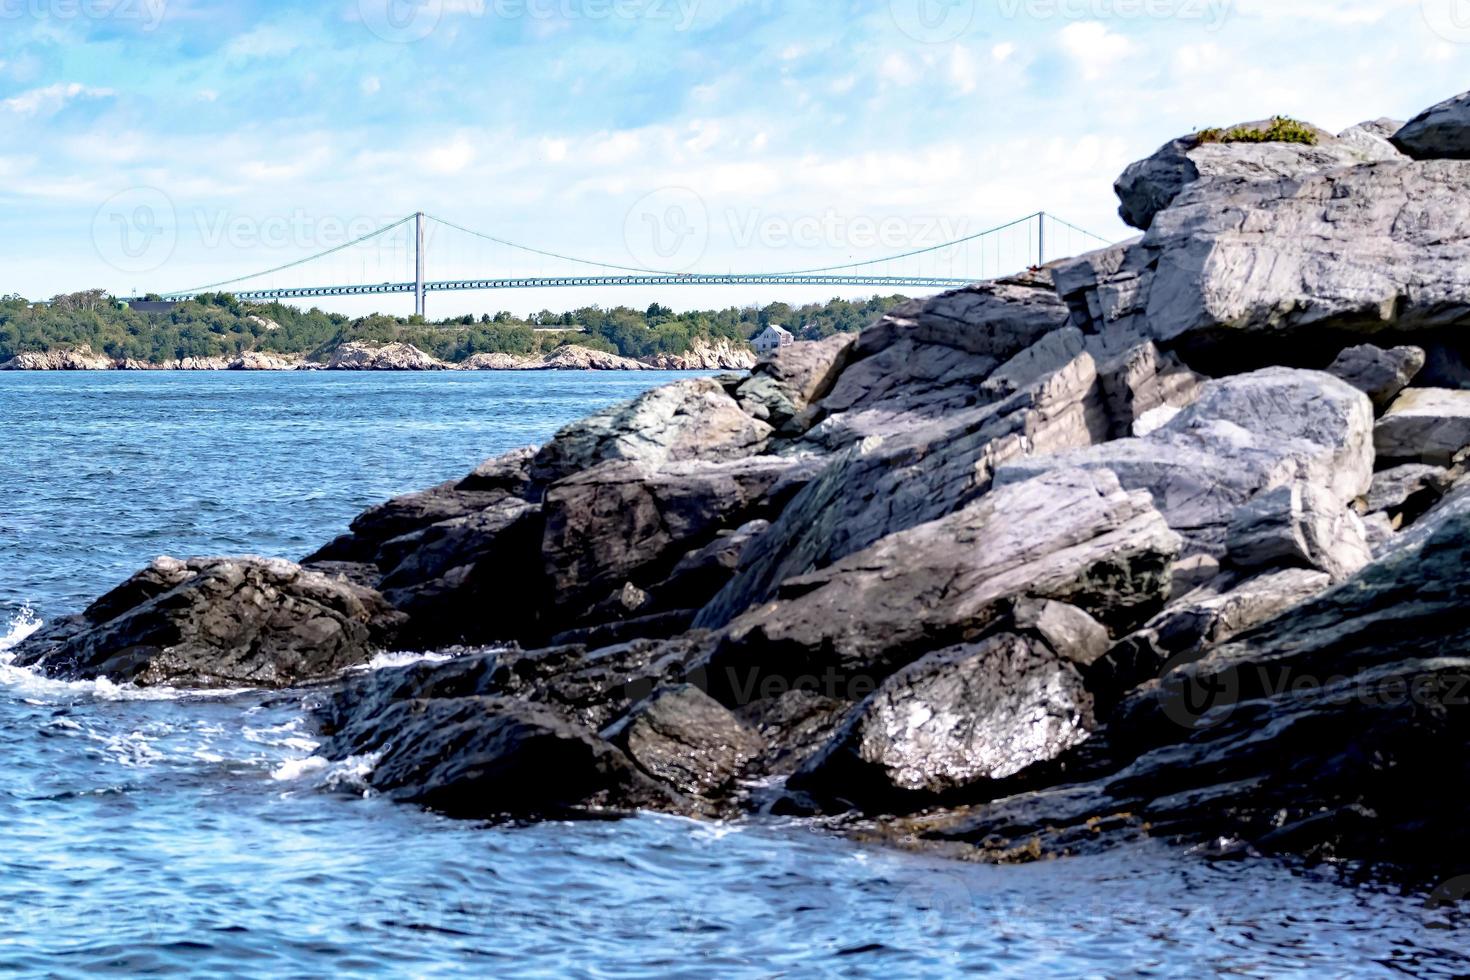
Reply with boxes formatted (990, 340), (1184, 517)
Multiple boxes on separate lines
(0, 294), (903, 372)
(15, 89), (1470, 882)
(0, 337), (756, 372)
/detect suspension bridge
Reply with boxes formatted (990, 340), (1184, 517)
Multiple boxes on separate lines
(149, 210), (1111, 316)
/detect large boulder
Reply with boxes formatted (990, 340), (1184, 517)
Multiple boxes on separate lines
(0, 346), (115, 370)
(11, 557), (403, 688)
(1114, 120), (1402, 230)
(791, 632), (1095, 811)
(1392, 90), (1470, 161)
(530, 378), (772, 484)
(1326, 344), (1425, 408)
(1374, 388), (1470, 465)
(996, 369), (1375, 556)
(602, 684), (763, 801)
(1063, 161), (1470, 365)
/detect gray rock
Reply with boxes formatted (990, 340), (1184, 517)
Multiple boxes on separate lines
(1327, 344), (1425, 408)
(703, 468), (1180, 703)
(1064, 162), (1470, 360)
(1392, 90), (1470, 160)
(1374, 388), (1470, 464)
(1010, 598), (1112, 668)
(1364, 463), (1455, 517)
(603, 684), (763, 800)
(698, 353), (1111, 628)
(997, 369), (1375, 555)
(791, 633), (1094, 810)
(1361, 511), (1396, 554)
(327, 342), (447, 370)
(735, 333), (856, 432)
(12, 557), (404, 688)
(531, 378), (773, 484)
(541, 456), (819, 619)
(1095, 342), (1205, 439)
(1114, 120), (1401, 230)
(1225, 482), (1372, 583)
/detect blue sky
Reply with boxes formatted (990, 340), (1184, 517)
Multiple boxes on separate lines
(2, 0), (1467, 316)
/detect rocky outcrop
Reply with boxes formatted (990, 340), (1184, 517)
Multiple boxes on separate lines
(1114, 120), (1402, 230)
(459, 352), (541, 370)
(1, 346), (114, 370)
(27, 86), (1470, 883)
(641, 338), (757, 371)
(540, 346), (648, 371)
(328, 342), (447, 370)
(10, 557), (403, 688)
(230, 351), (302, 371)
(1391, 90), (1470, 160)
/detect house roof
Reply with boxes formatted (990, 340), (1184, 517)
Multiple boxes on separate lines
(759, 324), (793, 339)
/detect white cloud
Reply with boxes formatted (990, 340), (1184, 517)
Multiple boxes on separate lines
(225, 26), (302, 60)
(879, 53), (917, 87)
(361, 76), (381, 96)
(2, 83), (113, 117)
(949, 46), (978, 95)
(1058, 21), (1136, 82)
(426, 134), (476, 174)
(992, 42), (1016, 63)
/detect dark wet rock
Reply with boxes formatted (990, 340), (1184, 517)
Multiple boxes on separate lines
(541, 456), (818, 623)
(602, 684), (763, 801)
(1392, 90), (1470, 160)
(1326, 344), (1425, 408)
(530, 377), (772, 484)
(1114, 120), (1401, 230)
(334, 696), (681, 819)
(12, 557), (403, 688)
(791, 633), (1095, 812)
(1374, 388), (1470, 465)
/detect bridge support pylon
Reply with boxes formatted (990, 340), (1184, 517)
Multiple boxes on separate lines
(414, 211), (426, 319)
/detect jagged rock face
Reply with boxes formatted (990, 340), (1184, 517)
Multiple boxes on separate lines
(698, 353), (1112, 629)
(898, 507), (1470, 874)
(642, 338), (757, 371)
(1374, 388), (1470, 465)
(791, 633), (1095, 811)
(1064, 161), (1470, 365)
(530, 378), (772, 484)
(9, 557), (403, 688)
(702, 468), (1180, 705)
(1114, 121), (1403, 230)
(1392, 90), (1470, 160)
(459, 352), (541, 370)
(0, 346), (115, 370)
(1326, 344), (1425, 408)
(540, 456), (817, 622)
(735, 333), (856, 433)
(997, 368), (1375, 556)
(327, 342), (446, 370)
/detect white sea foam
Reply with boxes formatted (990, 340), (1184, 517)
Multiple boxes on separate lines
(358, 650), (461, 672)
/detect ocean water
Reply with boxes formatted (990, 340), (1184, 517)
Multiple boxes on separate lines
(1, 371), (1467, 977)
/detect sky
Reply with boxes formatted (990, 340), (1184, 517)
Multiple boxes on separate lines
(2, 0), (1468, 318)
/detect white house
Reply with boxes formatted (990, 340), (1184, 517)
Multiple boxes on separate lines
(752, 324), (795, 357)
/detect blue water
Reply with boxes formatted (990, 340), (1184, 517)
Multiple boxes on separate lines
(1, 372), (1467, 977)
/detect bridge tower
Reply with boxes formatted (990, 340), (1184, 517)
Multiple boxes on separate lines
(415, 212), (426, 319)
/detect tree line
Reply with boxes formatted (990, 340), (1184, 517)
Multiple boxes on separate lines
(0, 292), (910, 364)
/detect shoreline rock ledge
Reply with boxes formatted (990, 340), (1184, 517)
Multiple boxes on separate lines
(18, 88), (1470, 881)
